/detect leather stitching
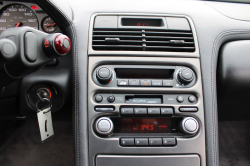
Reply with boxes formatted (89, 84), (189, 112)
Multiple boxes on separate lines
(210, 29), (250, 166)
(34, 0), (82, 165)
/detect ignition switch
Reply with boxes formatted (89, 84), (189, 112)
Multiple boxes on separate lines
(36, 87), (52, 101)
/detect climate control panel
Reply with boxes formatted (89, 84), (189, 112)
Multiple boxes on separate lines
(93, 65), (197, 88)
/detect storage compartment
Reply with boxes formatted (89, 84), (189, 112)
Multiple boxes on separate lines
(96, 155), (200, 166)
(217, 40), (250, 120)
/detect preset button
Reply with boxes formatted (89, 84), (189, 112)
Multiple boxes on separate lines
(121, 108), (133, 115)
(135, 138), (148, 146)
(149, 138), (162, 146)
(120, 138), (134, 146)
(162, 138), (176, 146)
(134, 108), (147, 115)
(148, 108), (160, 116)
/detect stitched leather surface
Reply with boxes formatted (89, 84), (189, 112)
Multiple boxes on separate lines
(33, 1), (88, 166)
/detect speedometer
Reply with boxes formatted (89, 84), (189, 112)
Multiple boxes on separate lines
(0, 4), (38, 34)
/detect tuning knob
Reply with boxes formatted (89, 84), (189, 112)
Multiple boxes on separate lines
(95, 117), (114, 136)
(96, 67), (113, 84)
(177, 68), (194, 85)
(180, 117), (199, 135)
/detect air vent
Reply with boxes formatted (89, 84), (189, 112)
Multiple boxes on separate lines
(92, 29), (195, 52)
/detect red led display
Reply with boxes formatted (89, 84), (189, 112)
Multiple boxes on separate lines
(120, 118), (171, 133)
(30, 6), (39, 10)
(136, 23), (149, 26)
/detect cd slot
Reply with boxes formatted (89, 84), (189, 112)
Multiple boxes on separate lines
(125, 95), (163, 104)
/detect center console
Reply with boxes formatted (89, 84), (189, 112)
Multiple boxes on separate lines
(88, 13), (205, 166)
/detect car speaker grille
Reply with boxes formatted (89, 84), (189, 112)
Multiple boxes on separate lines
(92, 29), (195, 52)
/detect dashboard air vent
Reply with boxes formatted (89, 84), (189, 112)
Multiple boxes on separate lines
(92, 29), (195, 52)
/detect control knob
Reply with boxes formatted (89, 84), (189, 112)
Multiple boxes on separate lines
(180, 117), (199, 135)
(95, 117), (114, 135)
(177, 68), (194, 85)
(96, 67), (113, 84)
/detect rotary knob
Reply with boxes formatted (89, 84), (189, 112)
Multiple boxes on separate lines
(95, 117), (114, 136)
(96, 67), (113, 84)
(177, 68), (194, 85)
(180, 117), (199, 135)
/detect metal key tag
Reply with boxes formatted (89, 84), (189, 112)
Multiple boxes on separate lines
(36, 99), (54, 142)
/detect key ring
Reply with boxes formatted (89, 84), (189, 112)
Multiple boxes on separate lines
(36, 98), (52, 113)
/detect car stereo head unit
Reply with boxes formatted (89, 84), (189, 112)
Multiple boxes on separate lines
(92, 65), (196, 88)
(94, 116), (199, 137)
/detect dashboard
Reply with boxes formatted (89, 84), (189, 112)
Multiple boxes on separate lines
(1, 0), (250, 166)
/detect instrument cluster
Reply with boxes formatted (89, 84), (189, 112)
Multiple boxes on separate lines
(0, 1), (61, 34)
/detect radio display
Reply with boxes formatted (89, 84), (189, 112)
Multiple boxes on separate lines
(122, 18), (163, 27)
(115, 68), (174, 79)
(112, 118), (179, 133)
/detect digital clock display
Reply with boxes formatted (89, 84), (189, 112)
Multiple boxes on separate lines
(122, 18), (163, 27)
(119, 118), (172, 133)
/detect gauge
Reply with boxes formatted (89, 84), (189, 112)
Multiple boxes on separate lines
(0, 4), (38, 34)
(42, 16), (57, 33)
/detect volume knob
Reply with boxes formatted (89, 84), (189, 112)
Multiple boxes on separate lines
(177, 68), (194, 85)
(95, 117), (114, 136)
(180, 117), (199, 135)
(96, 67), (113, 84)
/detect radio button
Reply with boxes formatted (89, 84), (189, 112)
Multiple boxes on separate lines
(163, 80), (173, 87)
(148, 108), (160, 116)
(140, 80), (151, 86)
(117, 79), (128, 86)
(121, 108), (133, 115)
(188, 95), (196, 103)
(163, 138), (176, 146)
(95, 117), (114, 135)
(161, 108), (174, 115)
(176, 96), (184, 103)
(95, 107), (114, 112)
(95, 95), (103, 102)
(97, 120), (111, 132)
(129, 79), (140, 86)
(120, 138), (134, 146)
(152, 80), (162, 86)
(135, 138), (148, 146)
(179, 107), (198, 112)
(134, 108), (147, 116)
(149, 138), (162, 146)
(107, 95), (115, 103)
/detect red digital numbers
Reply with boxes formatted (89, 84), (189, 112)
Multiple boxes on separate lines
(137, 23), (149, 26)
(141, 125), (154, 130)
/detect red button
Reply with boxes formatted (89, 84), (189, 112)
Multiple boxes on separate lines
(54, 35), (71, 55)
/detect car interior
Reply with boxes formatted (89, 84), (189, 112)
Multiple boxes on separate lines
(0, 0), (250, 166)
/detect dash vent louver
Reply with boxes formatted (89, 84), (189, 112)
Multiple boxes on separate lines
(92, 29), (195, 52)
